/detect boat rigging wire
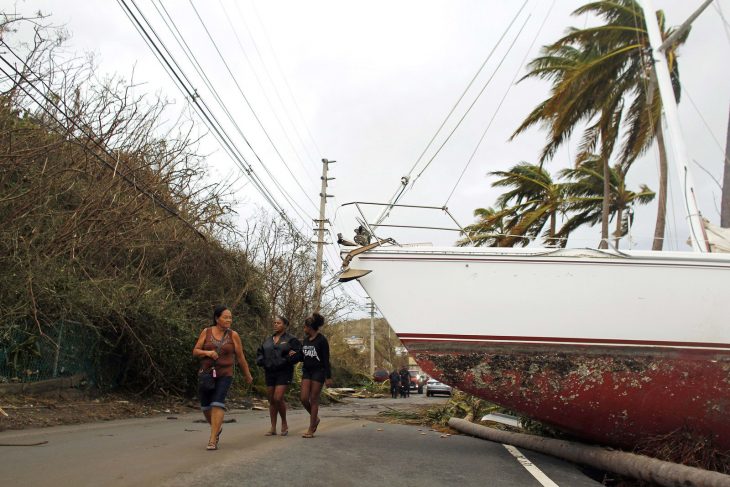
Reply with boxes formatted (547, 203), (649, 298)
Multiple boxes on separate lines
(372, 0), (529, 227)
(409, 10), (530, 191)
(683, 86), (730, 170)
(0, 44), (206, 240)
(443, 1), (556, 207)
(714, 0), (730, 45)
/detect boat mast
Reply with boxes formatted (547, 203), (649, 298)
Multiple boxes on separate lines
(640, 0), (710, 252)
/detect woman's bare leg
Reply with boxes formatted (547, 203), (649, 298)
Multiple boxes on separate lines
(267, 385), (277, 433)
(274, 385), (288, 433)
(209, 407), (224, 446)
(300, 379), (312, 415)
(308, 380), (324, 434)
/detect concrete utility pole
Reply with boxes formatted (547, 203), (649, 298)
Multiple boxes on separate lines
(368, 298), (375, 376)
(313, 158), (334, 311)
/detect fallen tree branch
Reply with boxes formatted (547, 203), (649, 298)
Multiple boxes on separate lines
(0, 441), (49, 447)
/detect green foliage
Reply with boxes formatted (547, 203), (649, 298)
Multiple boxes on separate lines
(425, 391), (499, 426)
(509, 0), (685, 246)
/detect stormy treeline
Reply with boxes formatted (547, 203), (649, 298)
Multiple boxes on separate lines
(0, 17), (347, 394)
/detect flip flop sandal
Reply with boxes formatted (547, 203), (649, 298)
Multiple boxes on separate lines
(206, 442), (218, 450)
(264, 430), (277, 436)
(312, 417), (321, 433)
(302, 432), (314, 438)
(280, 429), (289, 436)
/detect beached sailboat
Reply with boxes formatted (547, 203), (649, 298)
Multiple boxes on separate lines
(339, 0), (730, 451)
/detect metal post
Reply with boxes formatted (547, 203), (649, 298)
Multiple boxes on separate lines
(52, 321), (64, 378)
(314, 158), (334, 310)
(641, 0), (708, 251)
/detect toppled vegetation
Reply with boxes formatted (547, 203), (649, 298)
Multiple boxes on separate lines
(0, 16), (353, 397)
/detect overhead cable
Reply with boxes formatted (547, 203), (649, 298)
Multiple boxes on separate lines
(185, 0), (320, 215)
(118, 0), (307, 237)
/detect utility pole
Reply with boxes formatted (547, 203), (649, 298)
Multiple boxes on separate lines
(368, 298), (375, 376)
(314, 158), (334, 311)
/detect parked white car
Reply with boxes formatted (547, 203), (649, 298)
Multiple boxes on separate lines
(425, 378), (452, 397)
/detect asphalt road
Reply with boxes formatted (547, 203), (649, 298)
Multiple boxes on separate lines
(0, 395), (602, 487)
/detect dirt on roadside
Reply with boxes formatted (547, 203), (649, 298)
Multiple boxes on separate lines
(0, 389), (266, 431)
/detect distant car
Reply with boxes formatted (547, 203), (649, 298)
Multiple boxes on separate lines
(373, 369), (389, 382)
(426, 378), (452, 397)
(408, 370), (427, 394)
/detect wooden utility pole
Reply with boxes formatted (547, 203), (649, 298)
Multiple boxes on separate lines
(368, 298), (375, 376)
(314, 158), (334, 310)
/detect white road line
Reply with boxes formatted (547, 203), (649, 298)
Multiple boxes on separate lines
(503, 444), (560, 487)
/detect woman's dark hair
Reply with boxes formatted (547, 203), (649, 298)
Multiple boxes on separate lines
(304, 312), (325, 331)
(276, 315), (289, 327)
(213, 305), (229, 325)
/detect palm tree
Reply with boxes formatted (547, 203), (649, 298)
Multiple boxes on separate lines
(557, 156), (655, 248)
(512, 0), (687, 249)
(458, 205), (510, 247)
(460, 163), (567, 248)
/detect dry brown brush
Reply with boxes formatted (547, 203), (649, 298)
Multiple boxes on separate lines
(0, 20), (269, 394)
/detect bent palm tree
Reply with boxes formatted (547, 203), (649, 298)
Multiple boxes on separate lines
(458, 205), (510, 247)
(512, 0), (687, 249)
(460, 163), (567, 248)
(557, 156), (655, 249)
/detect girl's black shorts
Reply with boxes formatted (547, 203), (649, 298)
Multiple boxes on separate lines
(265, 368), (293, 387)
(301, 367), (326, 384)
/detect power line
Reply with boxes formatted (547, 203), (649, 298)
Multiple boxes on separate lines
(185, 0), (320, 215)
(118, 0), (307, 236)
(120, 0), (362, 306)
(219, 0), (320, 189)
(149, 1), (315, 228)
(244, 0), (325, 163)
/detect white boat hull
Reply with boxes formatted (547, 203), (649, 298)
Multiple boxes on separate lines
(345, 246), (730, 450)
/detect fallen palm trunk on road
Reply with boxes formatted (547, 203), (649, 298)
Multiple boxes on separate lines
(449, 418), (730, 487)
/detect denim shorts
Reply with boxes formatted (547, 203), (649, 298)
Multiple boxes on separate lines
(200, 376), (233, 411)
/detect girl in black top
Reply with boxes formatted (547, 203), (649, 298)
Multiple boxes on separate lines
(256, 315), (302, 436)
(300, 312), (332, 438)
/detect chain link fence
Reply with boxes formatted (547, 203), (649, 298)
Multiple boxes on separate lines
(0, 321), (99, 384)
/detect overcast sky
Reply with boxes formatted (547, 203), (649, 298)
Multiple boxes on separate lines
(6, 0), (730, 309)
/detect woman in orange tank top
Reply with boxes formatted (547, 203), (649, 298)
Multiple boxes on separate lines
(193, 305), (253, 450)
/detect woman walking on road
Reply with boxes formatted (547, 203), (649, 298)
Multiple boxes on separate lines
(256, 315), (302, 436)
(193, 305), (253, 450)
(300, 312), (332, 438)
